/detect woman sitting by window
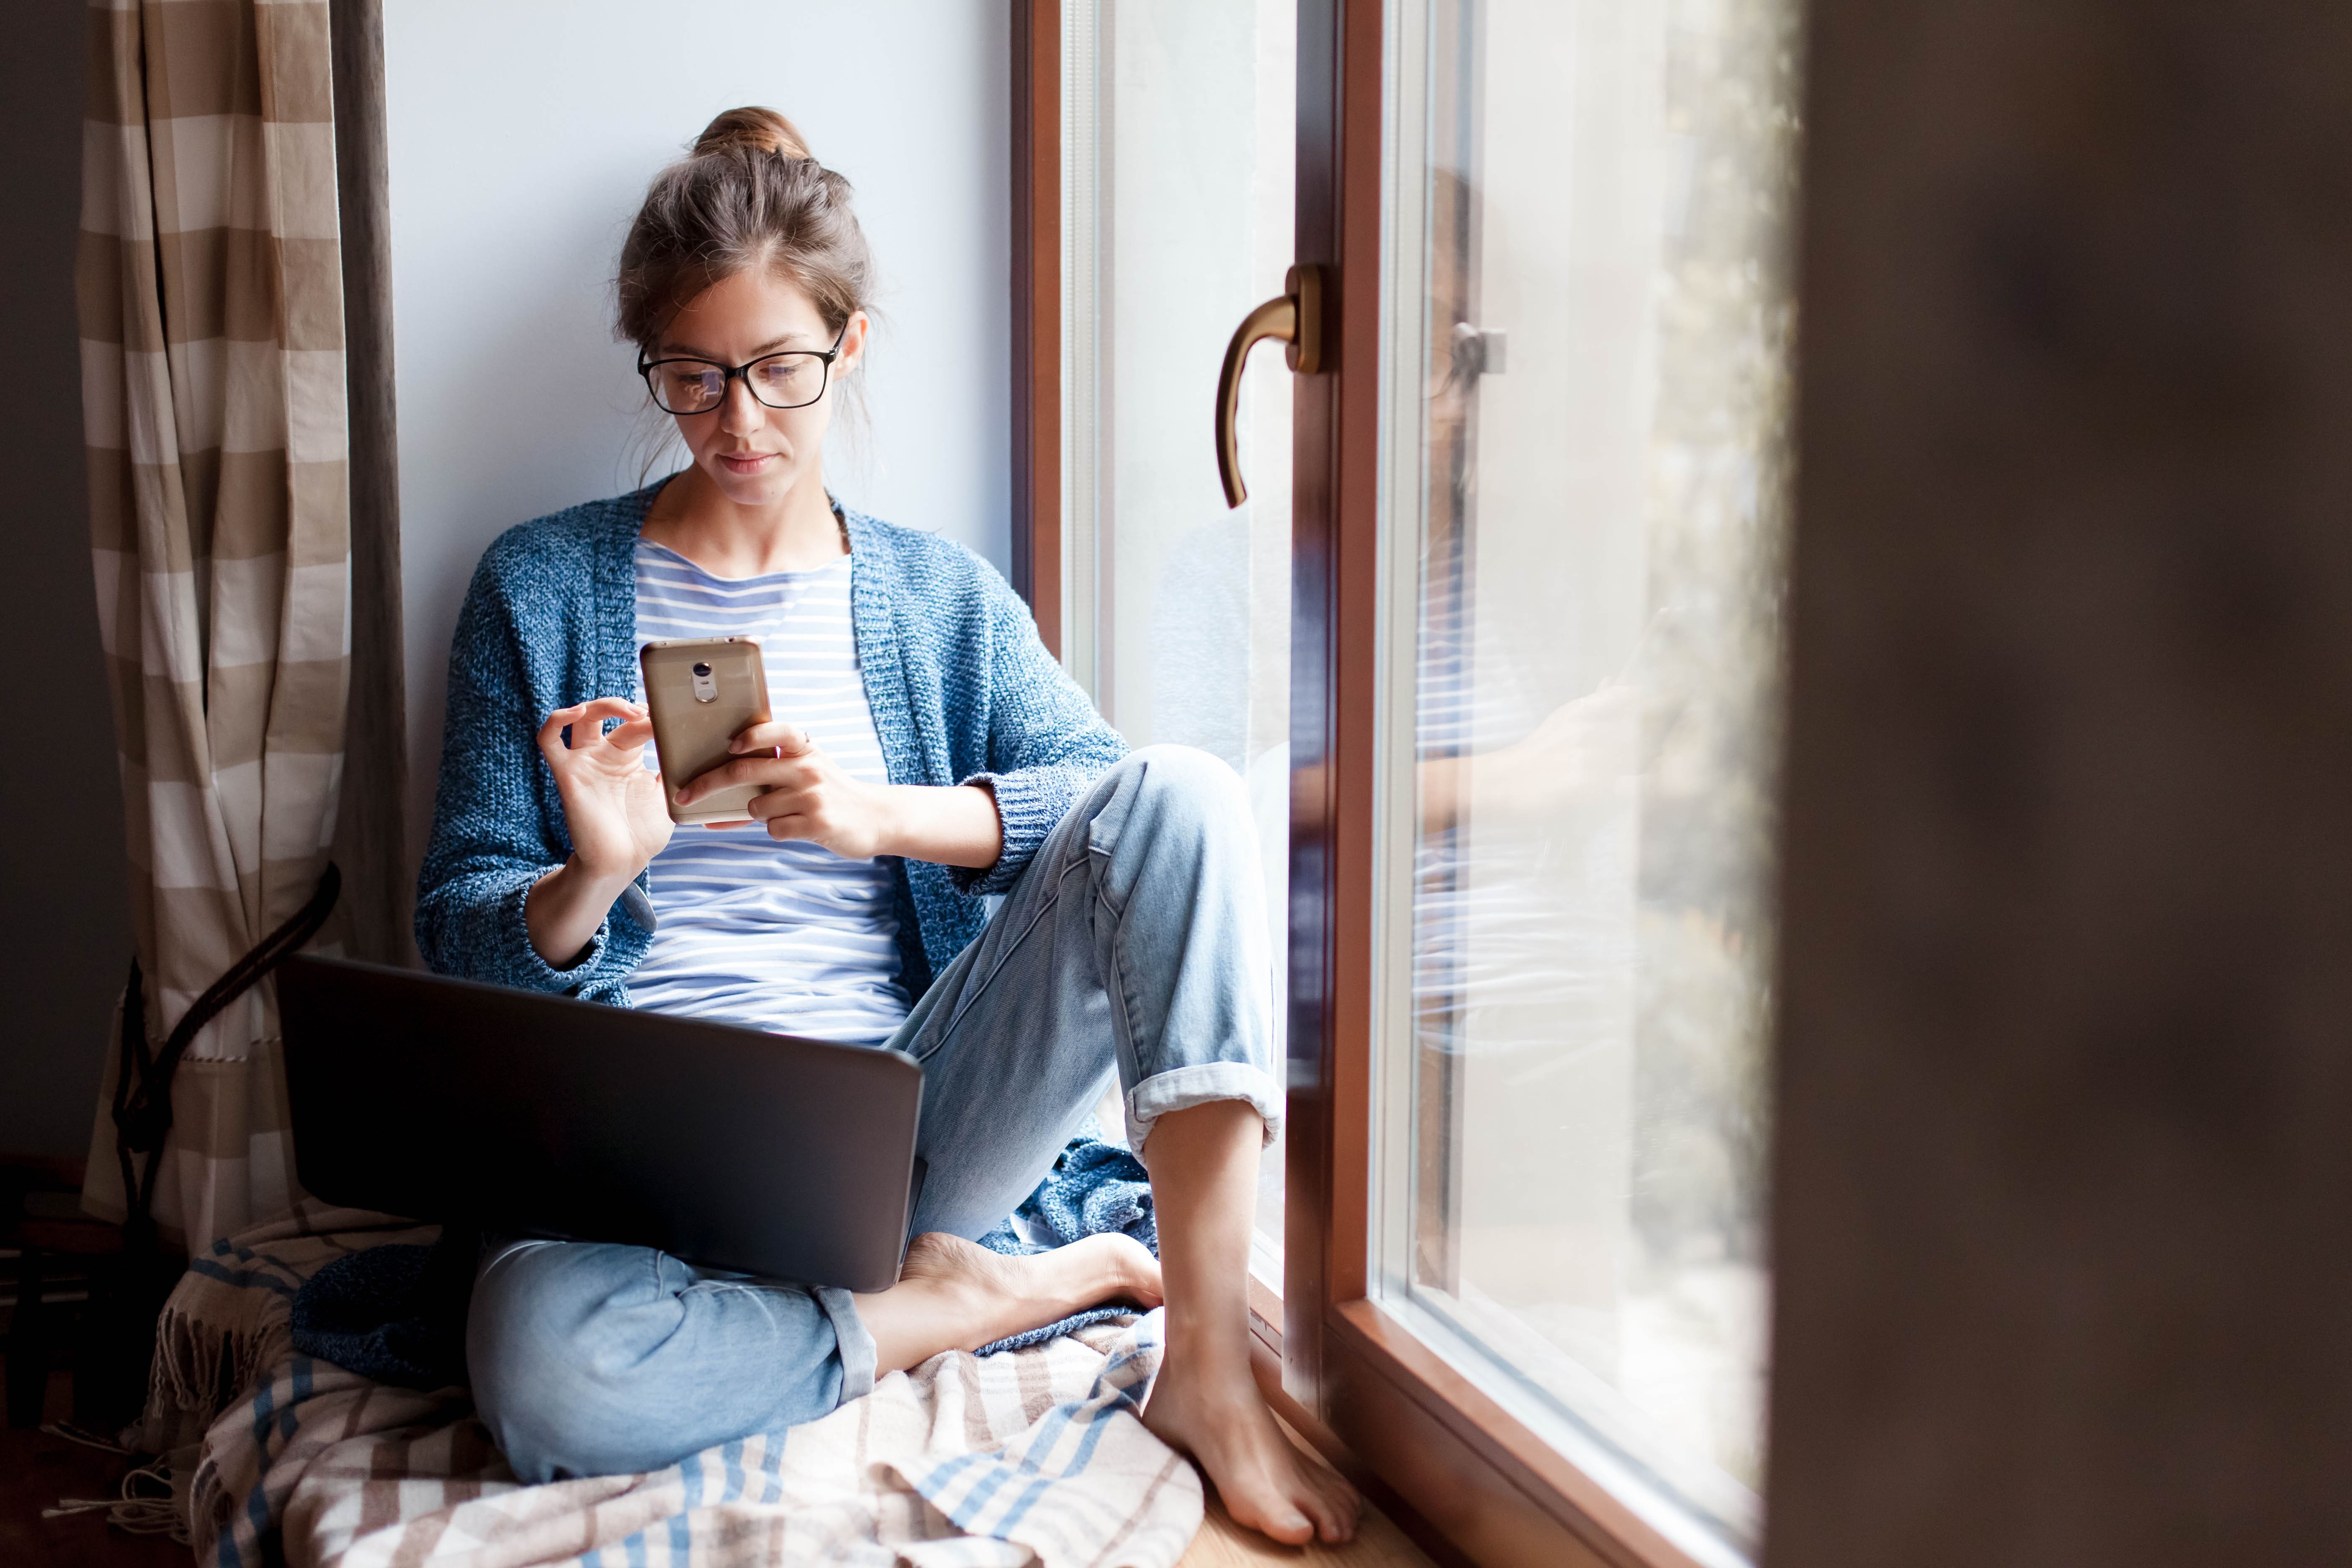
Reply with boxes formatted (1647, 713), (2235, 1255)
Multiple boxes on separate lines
(414, 106), (1358, 1547)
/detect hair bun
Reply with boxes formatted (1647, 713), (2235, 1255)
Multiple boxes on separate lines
(694, 106), (812, 161)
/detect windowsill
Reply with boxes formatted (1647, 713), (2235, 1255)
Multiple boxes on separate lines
(1248, 1271), (1283, 1352)
(1248, 1228), (1284, 1350)
(1332, 1296), (1745, 1568)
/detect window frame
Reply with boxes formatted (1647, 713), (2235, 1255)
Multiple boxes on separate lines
(1283, 6), (1725, 1563)
(1013, 4), (1744, 1563)
(1008, 0), (1062, 658)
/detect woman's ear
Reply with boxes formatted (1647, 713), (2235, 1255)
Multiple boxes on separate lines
(836, 310), (871, 377)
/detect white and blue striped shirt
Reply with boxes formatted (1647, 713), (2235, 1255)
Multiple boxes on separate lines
(629, 540), (910, 1046)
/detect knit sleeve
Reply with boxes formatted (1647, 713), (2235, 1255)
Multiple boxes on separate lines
(952, 570), (1129, 897)
(411, 544), (652, 995)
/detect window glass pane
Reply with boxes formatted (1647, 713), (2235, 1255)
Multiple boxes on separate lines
(1374, 0), (1799, 1548)
(1064, 0), (1295, 1274)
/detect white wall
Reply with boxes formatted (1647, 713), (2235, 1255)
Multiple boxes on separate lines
(386, 0), (1011, 866)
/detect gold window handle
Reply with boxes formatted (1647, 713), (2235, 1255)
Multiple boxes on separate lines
(1215, 263), (1323, 508)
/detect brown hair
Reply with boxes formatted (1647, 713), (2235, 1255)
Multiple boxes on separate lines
(615, 107), (875, 352)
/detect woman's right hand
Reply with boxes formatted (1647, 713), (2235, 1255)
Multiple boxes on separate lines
(536, 698), (673, 885)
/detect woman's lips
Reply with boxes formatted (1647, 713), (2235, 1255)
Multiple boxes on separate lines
(717, 451), (777, 474)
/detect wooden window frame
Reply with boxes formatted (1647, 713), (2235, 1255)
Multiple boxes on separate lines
(1011, 5), (1734, 1563)
(1008, 0), (1061, 658)
(325, 0), (414, 968)
(1291, 6), (1741, 1566)
(1010, 0), (1294, 1365)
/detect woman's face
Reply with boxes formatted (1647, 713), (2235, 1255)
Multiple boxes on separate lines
(651, 268), (866, 511)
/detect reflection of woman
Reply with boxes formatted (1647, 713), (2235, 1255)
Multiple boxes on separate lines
(415, 109), (1355, 1545)
(1408, 169), (1639, 1291)
(1411, 171), (1635, 1024)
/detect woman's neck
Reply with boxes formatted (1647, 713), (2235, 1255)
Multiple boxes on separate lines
(640, 464), (846, 578)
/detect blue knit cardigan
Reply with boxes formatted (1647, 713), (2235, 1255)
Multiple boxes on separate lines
(414, 482), (1127, 1004)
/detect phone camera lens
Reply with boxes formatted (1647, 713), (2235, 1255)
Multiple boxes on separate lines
(691, 661), (712, 678)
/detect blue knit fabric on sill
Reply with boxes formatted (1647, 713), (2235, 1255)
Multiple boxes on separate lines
(970, 1119), (1157, 1354)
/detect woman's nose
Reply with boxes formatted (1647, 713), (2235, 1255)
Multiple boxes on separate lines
(719, 375), (764, 434)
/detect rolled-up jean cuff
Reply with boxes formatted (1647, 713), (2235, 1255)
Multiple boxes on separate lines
(814, 1286), (877, 1405)
(1126, 1062), (1285, 1151)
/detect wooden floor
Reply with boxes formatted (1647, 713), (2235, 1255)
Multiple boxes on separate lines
(0, 1369), (185, 1568)
(1181, 1493), (1433, 1568)
(4, 1358), (1430, 1568)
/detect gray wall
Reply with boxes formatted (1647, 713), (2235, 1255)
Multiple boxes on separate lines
(0, 4), (129, 1161)
(0, 3), (1016, 1160)
(382, 0), (1013, 872)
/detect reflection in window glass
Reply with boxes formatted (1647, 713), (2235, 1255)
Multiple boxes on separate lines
(1062, 0), (1295, 1272)
(1375, 0), (1798, 1549)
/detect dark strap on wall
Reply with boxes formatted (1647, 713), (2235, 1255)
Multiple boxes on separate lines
(112, 861), (342, 1249)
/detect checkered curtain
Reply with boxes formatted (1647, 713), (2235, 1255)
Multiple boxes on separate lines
(76, 0), (350, 1251)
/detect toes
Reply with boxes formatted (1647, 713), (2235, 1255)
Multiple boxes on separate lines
(1296, 1458), (1360, 1542)
(1142, 1373), (1350, 1547)
(1225, 1491), (1315, 1546)
(1311, 1493), (1359, 1544)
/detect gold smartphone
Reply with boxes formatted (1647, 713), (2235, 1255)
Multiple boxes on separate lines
(639, 637), (772, 825)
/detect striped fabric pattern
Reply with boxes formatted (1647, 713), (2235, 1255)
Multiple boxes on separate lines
(75, 0), (353, 1249)
(629, 542), (911, 1045)
(157, 1217), (1201, 1567)
(910, 1322), (1190, 1558)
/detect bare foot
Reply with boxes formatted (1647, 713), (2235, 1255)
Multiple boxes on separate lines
(1144, 1350), (1360, 1546)
(856, 1232), (1163, 1375)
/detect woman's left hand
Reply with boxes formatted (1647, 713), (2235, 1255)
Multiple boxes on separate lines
(676, 720), (893, 859)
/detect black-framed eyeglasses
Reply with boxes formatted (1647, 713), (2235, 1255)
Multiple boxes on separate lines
(637, 321), (850, 415)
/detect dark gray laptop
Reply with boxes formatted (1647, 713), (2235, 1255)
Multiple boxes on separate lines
(278, 954), (924, 1292)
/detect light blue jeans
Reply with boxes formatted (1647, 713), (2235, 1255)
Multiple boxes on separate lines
(467, 747), (1282, 1483)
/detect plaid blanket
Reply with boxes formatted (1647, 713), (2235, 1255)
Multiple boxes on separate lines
(146, 1215), (1202, 1567)
(120, 1205), (436, 1529)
